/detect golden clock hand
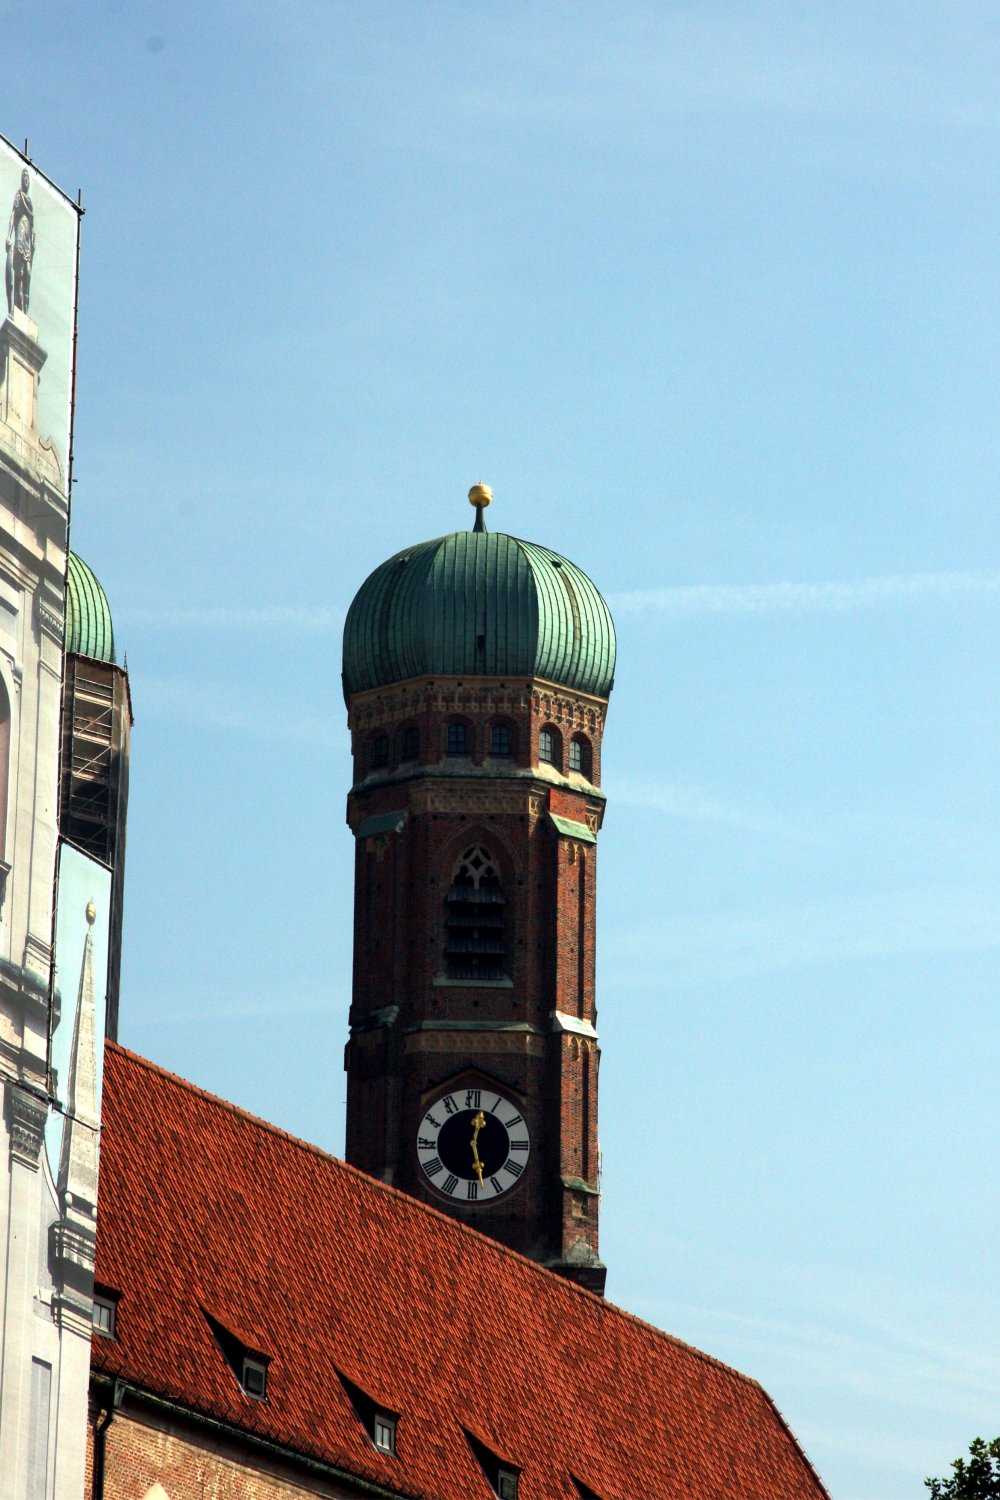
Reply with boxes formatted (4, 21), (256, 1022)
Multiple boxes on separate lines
(470, 1111), (486, 1185)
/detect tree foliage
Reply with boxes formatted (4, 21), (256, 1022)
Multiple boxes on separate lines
(926, 1439), (1000, 1500)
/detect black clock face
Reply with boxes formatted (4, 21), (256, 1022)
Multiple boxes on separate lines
(416, 1087), (530, 1203)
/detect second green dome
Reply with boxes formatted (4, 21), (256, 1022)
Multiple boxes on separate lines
(65, 553), (115, 664)
(343, 526), (616, 703)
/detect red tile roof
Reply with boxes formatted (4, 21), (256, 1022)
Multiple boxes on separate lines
(92, 1043), (829, 1500)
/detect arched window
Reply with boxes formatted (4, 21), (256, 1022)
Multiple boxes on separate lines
(490, 722), (512, 757)
(400, 725), (419, 761)
(445, 845), (506, 981)
(370, 733), (388, 769)
(569, 735), (591, 778)
(538, 725), (561, 767)
(446, 722), (468, 757)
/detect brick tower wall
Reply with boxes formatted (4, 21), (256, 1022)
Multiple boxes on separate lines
(344, 675), (609, 1290)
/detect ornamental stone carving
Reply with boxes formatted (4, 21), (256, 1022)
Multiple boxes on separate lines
(7, 1080), (47, 1168)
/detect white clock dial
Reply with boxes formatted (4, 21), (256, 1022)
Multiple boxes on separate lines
(416, 1086), (530, 1203)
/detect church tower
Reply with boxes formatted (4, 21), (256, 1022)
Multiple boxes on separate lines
(342, 487), (615, 1293)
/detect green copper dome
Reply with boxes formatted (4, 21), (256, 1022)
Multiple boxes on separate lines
(343, 523), (616, 702)
(65, 553), (115, 664)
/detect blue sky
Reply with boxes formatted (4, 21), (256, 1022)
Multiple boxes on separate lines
(11, 4), (999, 1496)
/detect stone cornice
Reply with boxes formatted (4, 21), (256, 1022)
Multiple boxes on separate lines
(0, 953), (54, 1024)
(348, 777), (605, 839)
(0, 435), (64, 508)
(35, 581), (65, 643)
(348, 761), (605, 810)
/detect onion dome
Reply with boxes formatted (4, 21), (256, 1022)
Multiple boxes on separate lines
(342, 488), (616, 702)
(65, 552), (115, 664)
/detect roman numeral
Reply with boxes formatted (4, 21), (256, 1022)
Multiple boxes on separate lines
(423, 1157), (443, 1178)
(506, 1113), (523, 1128)
(509, 1139), (529, 1151)
(467, 1181), (479, 1201)
(504, 1159), (523, 1179)
(424, 1113), (441, 1129)
(418, 1136), (436, 1150)
(442, 1095), (457, 1115)
(489, 1176), (503, 1194)
(442, 1173), (459, 1195)
(465, 1089), (481, 1109)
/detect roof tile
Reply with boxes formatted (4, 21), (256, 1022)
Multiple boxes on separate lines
(93, 1044), (829, 1500)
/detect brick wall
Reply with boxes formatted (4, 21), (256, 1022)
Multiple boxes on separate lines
(343, 675), (609, 1283)
(87, 1398), (362, 1500)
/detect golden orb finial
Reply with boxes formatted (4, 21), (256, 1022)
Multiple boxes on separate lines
(468, 483), (492, 533)
(85, 901), (96, 926)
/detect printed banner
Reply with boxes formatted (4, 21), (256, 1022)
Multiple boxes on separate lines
(46, 841), (110, 1181)
(0, 138), (79, 498)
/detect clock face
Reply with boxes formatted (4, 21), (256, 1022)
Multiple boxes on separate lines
(417, 1086), (530, 1203)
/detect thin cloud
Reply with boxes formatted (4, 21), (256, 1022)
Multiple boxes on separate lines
(118, 573), (1000, 629)
(137, 995), (332, 1025)
(653, 1299), (1000, 1416)
(118, 604), (346, 631)
(610, 571), (1000, 618)
(140, 677), (342, 748)
(631, 1256), (1000, 1449)
(603, 886), (1000, 987)
(614, 775), (793, 836)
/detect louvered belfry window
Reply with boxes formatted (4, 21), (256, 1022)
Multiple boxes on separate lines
(445, 845), (506, 980)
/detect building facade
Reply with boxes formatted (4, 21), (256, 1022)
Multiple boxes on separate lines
(0, 140), (101, 1500)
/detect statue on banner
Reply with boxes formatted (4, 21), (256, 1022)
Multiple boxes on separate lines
(6, 169), (35, 316)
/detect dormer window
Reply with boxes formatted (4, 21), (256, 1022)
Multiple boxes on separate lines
(373, 1412), (396, 1454)
(465, 1430), (520, 1500)
(202, 1307), (270, 1403)
(92, 1289), (118, 1339)
(337, 1369), (399, 1458)
(242, 1356), (267, 1399)
(572, 1479), (602, 1500)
